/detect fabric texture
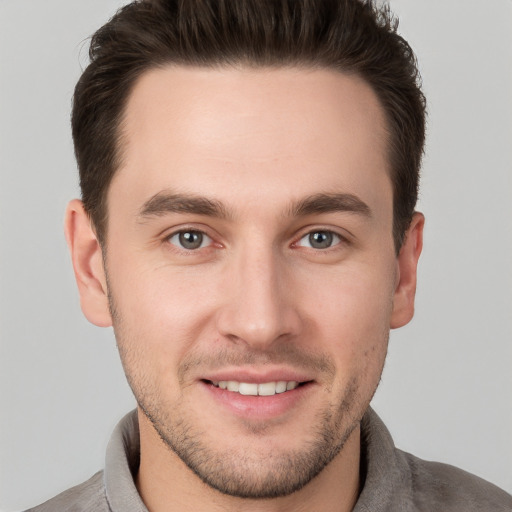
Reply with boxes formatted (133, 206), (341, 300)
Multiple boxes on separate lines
(25, 408), (512, 512)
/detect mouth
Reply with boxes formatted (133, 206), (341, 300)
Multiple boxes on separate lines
(200, 376), (315, 420)
(202, 379), (310, 396)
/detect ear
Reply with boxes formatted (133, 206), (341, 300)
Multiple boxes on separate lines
(390, 212), (424, 329)
(64, 199), (112, 327)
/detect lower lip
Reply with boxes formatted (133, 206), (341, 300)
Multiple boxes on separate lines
(200, 381), (314, 421)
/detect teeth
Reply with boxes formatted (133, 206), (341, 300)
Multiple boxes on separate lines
(258, 382), (277, 396)
(239, 383), (258, 395)
(214, 380), (299, 396)
(226, 381), (240, 392)
(275, 381), (287, 393)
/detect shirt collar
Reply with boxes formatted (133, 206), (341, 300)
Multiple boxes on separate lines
(104, 410), (148, 511)
(354, 408), (410, 511)
(103, 407), (405, 512)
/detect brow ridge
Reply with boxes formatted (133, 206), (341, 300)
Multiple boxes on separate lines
(290, 193), (372, 218)
(137, 190), (371, 222)
(138, 191), (231, 220)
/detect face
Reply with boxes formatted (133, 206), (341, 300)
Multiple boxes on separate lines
(69, 66), (422, 499)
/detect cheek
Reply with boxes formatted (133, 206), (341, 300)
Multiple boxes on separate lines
(298, 263), (394, 367)
(108, 261), (221, 361)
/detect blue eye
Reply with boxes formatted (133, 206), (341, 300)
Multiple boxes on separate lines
(297, 230), (341, 249)
(168, 230), (212, 250)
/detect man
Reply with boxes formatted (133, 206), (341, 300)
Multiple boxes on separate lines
(25, 0), (512, 511)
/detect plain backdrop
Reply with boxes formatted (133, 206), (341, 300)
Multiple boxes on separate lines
(1, 1), (511, 510)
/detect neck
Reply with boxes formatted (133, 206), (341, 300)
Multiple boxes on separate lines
(135, 410), (361, 512)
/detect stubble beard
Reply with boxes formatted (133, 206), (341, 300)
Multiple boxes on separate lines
(120, 346), (376, 499)
(107, 285), (387, 499)
(136, 377), (362, 499)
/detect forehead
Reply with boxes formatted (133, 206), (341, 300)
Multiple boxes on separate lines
(112, 65), (390, 218)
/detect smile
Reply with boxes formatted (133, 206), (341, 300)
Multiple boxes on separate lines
(210, 380), (300, 396)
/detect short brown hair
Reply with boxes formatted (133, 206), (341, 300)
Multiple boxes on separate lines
(72, 0), (426, 250)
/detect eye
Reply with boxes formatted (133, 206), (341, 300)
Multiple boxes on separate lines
(167, 230), (212, 250)
(296, 230), (342, 249)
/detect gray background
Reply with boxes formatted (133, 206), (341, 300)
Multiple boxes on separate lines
(1, 1), (511, 510)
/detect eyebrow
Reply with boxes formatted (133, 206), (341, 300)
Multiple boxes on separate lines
(137, 190), (371, 221)
(290, 193), (372, 218)
(138, 191), (231, 220)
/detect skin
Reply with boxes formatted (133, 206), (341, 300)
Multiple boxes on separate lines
(66, 66), (423, 512)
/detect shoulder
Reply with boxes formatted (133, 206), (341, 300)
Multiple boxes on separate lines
(398, 449), (512, 511)
(24, 471), (109, 512)
(359, 408), (512, 512)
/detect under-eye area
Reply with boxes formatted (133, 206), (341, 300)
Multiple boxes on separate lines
(202, 380), (313, 396)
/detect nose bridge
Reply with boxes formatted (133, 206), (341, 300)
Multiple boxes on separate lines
(217, 237), (299, 348)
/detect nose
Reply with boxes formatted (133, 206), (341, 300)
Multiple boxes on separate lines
(216, 245), (302, 350)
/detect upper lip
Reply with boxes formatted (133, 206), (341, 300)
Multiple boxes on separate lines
(200, 367), (315, 384)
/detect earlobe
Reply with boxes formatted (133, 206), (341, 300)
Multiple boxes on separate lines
(64, 199), (112, 327)
(390, 212), (424, 329)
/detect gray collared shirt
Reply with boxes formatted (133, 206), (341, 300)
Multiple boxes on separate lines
(26, 408), (512, 511)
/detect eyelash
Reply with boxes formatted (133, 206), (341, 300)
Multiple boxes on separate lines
(294, 230), (344, 250)
(164, 228), (215, 252)
(163, 227), (349, 253)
